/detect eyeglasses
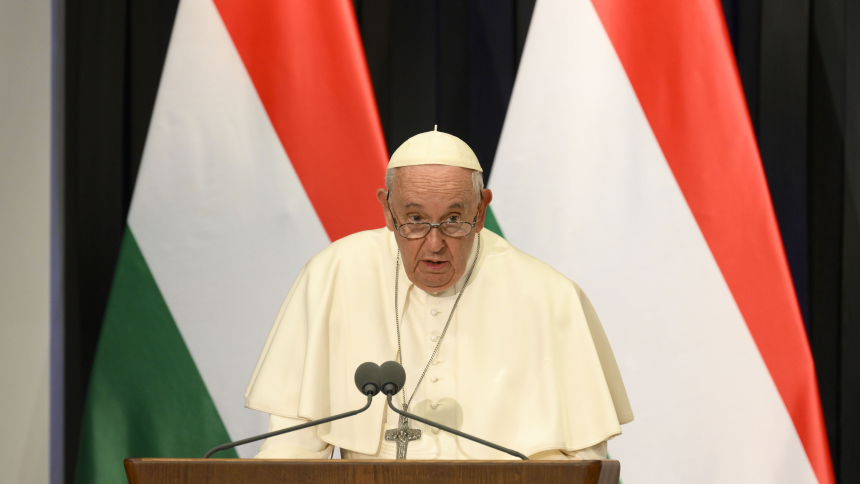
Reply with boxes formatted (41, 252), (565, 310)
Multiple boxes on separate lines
(386, 192), (481, 239)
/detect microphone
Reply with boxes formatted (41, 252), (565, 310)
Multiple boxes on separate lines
(379, 360), (406, 395)
(355, 361), (383, 396)
(379, 360), (529, 460)
(203, 362), (382, 458)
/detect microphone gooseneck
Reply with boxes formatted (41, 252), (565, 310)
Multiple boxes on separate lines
(385, 394), (528, 460)
(204, 362), (380, 458)
(203, 394), (372, 458)
(204, 361), (528, 460)
(380, 361), (528, 461)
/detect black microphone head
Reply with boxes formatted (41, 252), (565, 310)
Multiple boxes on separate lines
(379, 361), (407, 395)
(354, 362), (381, 396)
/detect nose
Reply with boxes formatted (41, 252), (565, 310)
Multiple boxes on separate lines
(424, 226), (445, 252)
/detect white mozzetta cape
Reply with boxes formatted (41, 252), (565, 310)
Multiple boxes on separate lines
(244, 228), (633, 457)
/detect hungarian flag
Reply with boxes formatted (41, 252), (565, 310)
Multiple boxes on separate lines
(75, 1), (387, 482)
(78, 0), (835, 483)
(489, 0), (834, 483)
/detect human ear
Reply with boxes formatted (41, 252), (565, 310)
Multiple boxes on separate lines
(377, 188), (395, 231)
(475, 188), (493, 232)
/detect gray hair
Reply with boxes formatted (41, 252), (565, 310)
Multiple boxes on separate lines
(385, 167), (484, 197)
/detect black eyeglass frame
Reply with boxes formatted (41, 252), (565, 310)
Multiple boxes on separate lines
(385, 190), (484, 239)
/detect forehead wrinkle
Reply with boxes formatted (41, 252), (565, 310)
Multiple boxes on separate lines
(397, 181), (473, 203)
(394, 165), (475, 212)
(397, 165), (473, 189)
(396, 188), (471, 207)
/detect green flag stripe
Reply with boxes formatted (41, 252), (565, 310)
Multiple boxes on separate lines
(484, 205), (504, 238)
(76, 228), (237, 484)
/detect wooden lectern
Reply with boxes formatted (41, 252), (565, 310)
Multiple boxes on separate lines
(125, 458), (620, 484)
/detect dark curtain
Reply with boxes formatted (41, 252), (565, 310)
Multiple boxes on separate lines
(64, 0), (858, 482)
(722, 0), (860, 481)
(354, 0), (536, 178)
(63, 2), (179, 483)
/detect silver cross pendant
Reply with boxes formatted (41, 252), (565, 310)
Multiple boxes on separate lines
(384, 404), (422, 459)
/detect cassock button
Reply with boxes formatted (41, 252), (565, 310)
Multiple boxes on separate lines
(430, 309), (439, 316)
(430, 376), (439, 383)
(431, 334), (439, 342)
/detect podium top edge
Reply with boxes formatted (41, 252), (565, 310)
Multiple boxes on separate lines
(125, 458), (616, 465)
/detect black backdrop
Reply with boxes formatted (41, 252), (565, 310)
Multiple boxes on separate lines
(64, 1), (859, 483)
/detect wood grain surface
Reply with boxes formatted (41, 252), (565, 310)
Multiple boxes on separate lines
(124, 458), (616, 484)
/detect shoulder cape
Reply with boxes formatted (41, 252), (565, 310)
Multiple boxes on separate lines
(245, 228), (633, 457)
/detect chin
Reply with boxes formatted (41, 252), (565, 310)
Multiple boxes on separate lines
(417, 276), (454, 291)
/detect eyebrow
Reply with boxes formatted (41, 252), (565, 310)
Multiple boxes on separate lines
(402, 202), (467, 209)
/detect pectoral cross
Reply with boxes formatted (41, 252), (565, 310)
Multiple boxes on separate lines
(384, 404), (422, 459)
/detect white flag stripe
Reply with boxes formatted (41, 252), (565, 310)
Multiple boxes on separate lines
(128, 0), (330, 457)
(490, 0), (816, 482)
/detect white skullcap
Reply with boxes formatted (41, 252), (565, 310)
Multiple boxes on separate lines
(387, 126), (483, 172)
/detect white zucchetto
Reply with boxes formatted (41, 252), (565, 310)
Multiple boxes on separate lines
(387, 127), (483, 172)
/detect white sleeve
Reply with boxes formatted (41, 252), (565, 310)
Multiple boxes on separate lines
(253, 414), (335, 459)
(529, 441), (608, 461)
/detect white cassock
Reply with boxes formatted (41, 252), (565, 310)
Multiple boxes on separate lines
(244, 228), (633, 460)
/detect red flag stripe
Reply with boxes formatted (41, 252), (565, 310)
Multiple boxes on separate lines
(212, 0), (388, 241)
(590, 1), (834, 482)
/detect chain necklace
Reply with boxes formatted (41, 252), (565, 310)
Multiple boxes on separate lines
(393, 233), (482, 410)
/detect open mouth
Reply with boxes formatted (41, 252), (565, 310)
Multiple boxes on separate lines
(423, 260), (448, 270)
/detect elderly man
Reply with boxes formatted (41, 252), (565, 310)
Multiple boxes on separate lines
(244, 129), (632, 460)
